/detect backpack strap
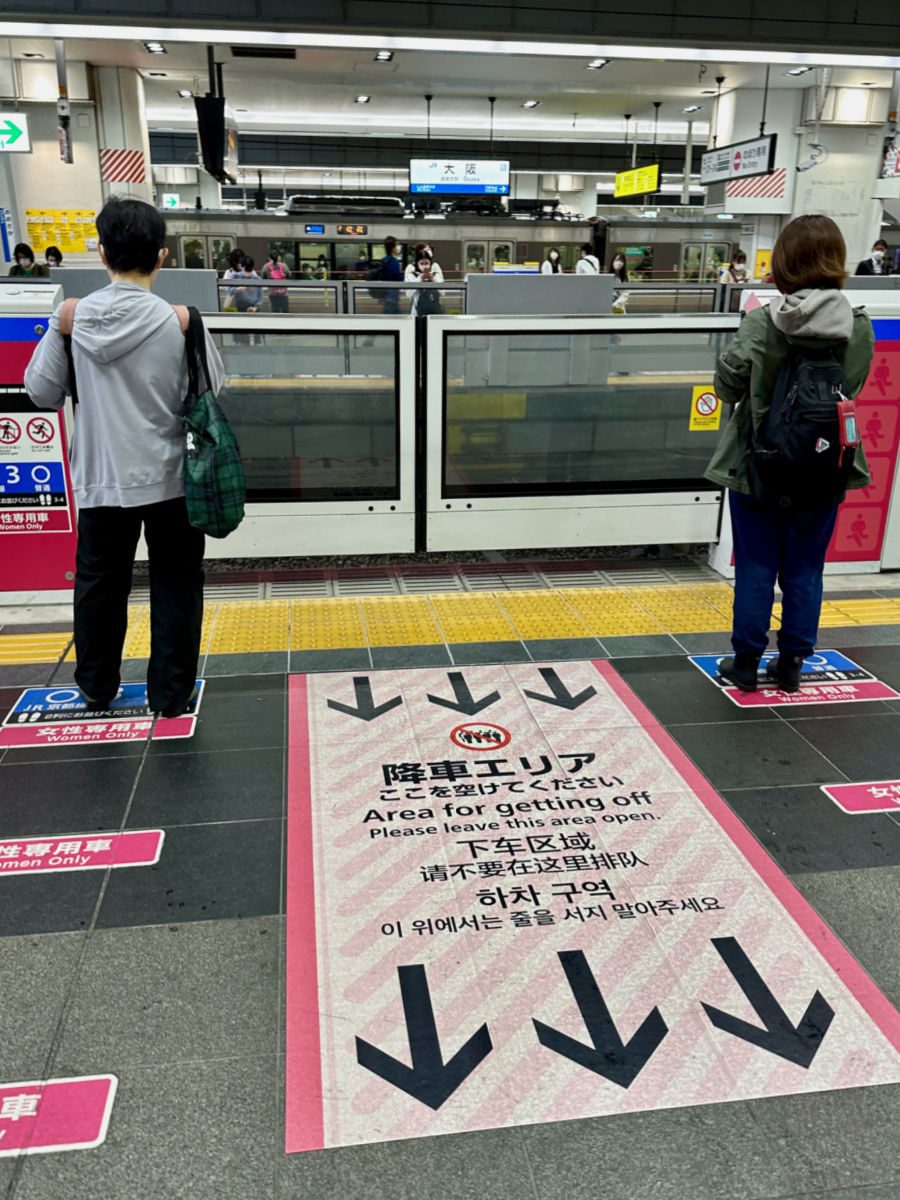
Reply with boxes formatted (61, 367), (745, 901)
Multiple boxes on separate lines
(57, 298), (80, 406)
(183, 305), (212, 395)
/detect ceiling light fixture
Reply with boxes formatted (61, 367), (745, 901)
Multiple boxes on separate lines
(586, 58), (609, 69)
(374, 50), (393, 62)
(148, 70), (167, 77)
(177, 88), (192, 97)
(522, 99), (541, 108)
(21, 51), (45, 58)
(786, 66), (813, 76)
(355, 94), (370, 103)
(144, 41), (166, 53)
(682, 104), (704, 112)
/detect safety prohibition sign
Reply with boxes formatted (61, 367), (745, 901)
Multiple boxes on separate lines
(285, 660), (900, 1151)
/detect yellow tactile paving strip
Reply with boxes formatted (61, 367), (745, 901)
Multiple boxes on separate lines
(7, 586), (900, 665)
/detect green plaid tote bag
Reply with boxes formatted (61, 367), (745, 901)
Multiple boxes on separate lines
(182, 306), (246, 538)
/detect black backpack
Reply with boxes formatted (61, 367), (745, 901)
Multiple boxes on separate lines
(367, 258), (384, 300)
(747, 342), (857, 509)
(415, 286), (443, 317)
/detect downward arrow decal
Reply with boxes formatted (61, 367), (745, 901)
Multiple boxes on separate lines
(327, 676), (403, 722)
(533, 950), (668, 1087)
(356, 965), (493, 1109)
(524, 667), (597, 711)
(427, 671), (501, 716)
(702, 937), (835, 1068)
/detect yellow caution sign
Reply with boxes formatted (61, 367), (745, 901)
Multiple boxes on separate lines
(614, 163), (660, 198)
(689, 385), (722, 431)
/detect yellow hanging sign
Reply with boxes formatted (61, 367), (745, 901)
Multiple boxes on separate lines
(613, 164), (660, 198)
(689, 385), (722, 431)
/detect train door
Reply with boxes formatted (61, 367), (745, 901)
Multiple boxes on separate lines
(298, 241), (332, 280)
(177, 234), (236, 270)
(681, 242), (731, 283)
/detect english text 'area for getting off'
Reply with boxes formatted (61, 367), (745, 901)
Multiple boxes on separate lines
(285, 660), (900, 1152)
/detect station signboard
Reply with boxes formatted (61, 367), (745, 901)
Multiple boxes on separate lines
(409, 159), (510, 195)
(613, 164), (659, 198)
(701, 134), (777, 186)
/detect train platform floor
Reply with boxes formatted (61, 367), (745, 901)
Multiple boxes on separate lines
(0, 562), (898, 1200)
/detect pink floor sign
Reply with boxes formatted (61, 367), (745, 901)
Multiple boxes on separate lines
(285, 661), (900, 1153)
(0, 1076), (117, 1156)
(822, 781), (900, 814)
(0, 831), (164, 876)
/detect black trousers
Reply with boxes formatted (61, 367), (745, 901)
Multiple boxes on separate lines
(74, 498), (204, 713)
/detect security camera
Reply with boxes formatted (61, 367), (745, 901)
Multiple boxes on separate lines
(797, 142), (828, 172)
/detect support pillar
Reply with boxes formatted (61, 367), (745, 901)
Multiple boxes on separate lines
(94, 67), (153, 204)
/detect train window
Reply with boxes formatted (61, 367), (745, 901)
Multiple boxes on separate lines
(179, 236), (207, 270)
(267, 240), (297, 271)
(334, 240), (371, 279)
(298, 242), (331, 280)
(464, 242), (487, 273)
(441, 327), (728, 498)
(211, 329), (400, 502)
(208, 237), (236, 272)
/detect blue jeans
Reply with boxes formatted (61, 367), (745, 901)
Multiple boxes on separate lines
(729, 490), (838, 658)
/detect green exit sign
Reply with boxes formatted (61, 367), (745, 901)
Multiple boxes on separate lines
(0, 113), (30, 154)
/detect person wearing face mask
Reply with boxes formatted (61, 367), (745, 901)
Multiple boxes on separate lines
(410, 242), (444, 283)
(9, 243), (49, 277)
(45, 246), (63, 270)
(720, 248), (750, 285)
(404, 252), (443, 317)
(855, 239), (894, 276)
(541, 248), (563, 274)
(23, 196), (225, 720)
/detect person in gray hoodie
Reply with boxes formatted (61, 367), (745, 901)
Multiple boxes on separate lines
(24, 197), (225, 718)
(707, 215), (874, 694)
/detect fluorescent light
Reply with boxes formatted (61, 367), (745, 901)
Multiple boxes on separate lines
(21, 51), (44, 58)
(148, 70), (167, 77)
(522, 99), (541, 108)
(355, 95), (370, 103)
(786, 66), (813, 76)
(682, 104), (704, 112)
(587, 58), (609, 69)
(374, 50), (393, 61)
(716, 212), (735, 219)
(177, 88), (192, 97)
(144, 41), (166, 53)
(2, 24), (898, 68)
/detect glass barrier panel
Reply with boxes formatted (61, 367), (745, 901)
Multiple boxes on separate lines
(217, 282), (338, 315)
(349, 283), (466, 316)
(616, 287), (719, 314)
(442, 327), (730, 497)
(211, 328), (400, 501)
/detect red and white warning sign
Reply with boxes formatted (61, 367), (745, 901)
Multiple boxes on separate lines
(285, 660), (900, 1152)
(689, 386), (721, 432)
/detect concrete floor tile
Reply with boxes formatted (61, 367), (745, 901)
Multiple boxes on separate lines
(791, 865), (900, 1006)
(128, 746), (284, 828)
(370, 644), (453, 669)
(203, 651), (288, 676)
(54, 918), (280, 1072)
(14, 1056), (280, 1200)
(0, 664), (55, 687)
(448, 641), (531, 666)
(669, 720), (838, 790)
(279, 1125), (537, 1200)
(0, 931), (84, 1078)
(614, 656), (771, 725)
(741, 1083), (900, 1192)
(0, 756), (137, 839)
(289, 647), (371, 673)
(601, 634), (684, 658)
(519, 1099), (823, 1200)
(723, 784), (900, 874)
(525, 638), (605, 661)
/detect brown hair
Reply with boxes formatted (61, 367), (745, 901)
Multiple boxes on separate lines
(772, 214), (847, 294)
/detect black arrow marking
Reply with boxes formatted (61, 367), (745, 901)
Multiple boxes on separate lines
(533, 950), (668, 1087)
(524, 667), (597, 711)
(356, 965), (493, 1109)
(326, 676), (403, 722)
(701, 937), (835, 1068)
(427, 671), (501, 716)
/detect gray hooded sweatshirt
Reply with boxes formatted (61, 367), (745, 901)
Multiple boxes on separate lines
(25, 281), (225, 509)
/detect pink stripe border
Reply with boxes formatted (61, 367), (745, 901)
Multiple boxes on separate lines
(593, 659), (900, 1052)
(285, 675), (325, 1153)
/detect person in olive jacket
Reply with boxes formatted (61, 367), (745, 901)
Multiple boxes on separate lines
(707, 214), (874, 694)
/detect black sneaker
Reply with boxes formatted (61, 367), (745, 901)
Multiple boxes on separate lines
(158, 684), (200, 721)
(718, 653), (761, 692)
(766, 655), (803, 693)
